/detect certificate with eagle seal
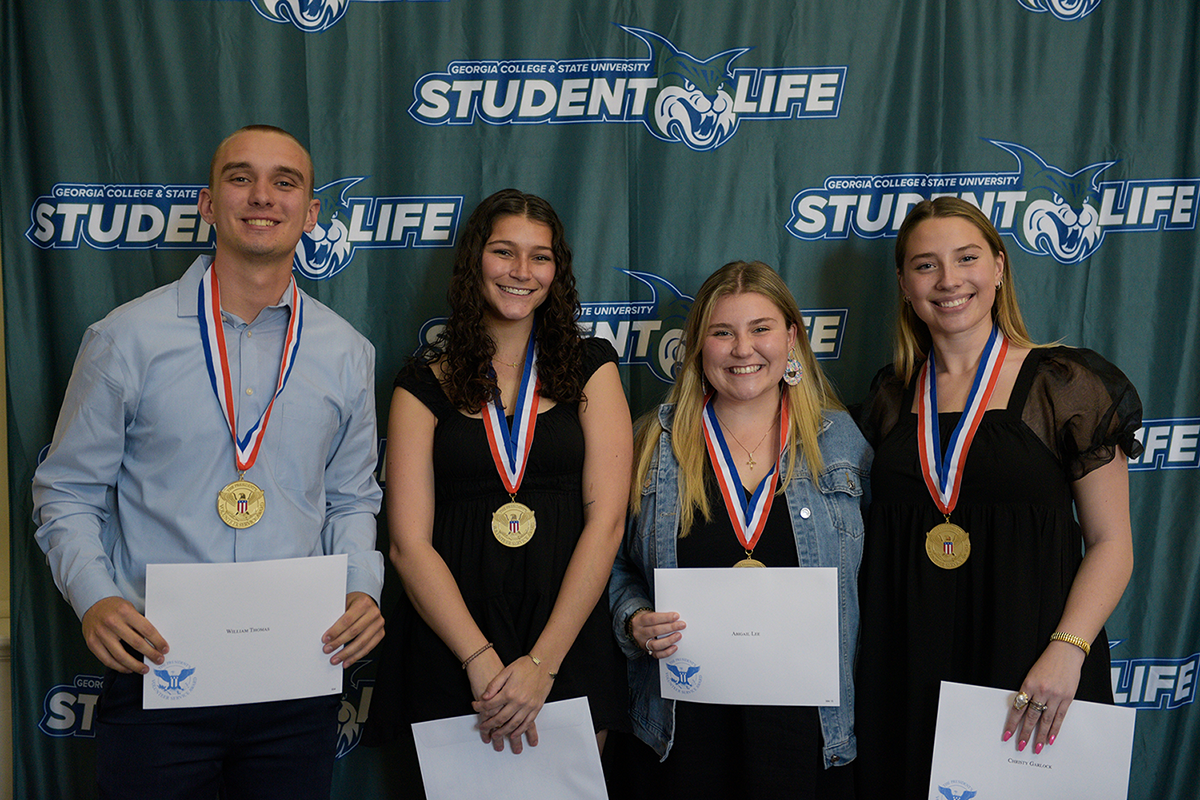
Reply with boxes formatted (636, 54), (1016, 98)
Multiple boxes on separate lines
(652, 567), (839, 706)
(142, 555), (346, 709)
(928, 682), (1135, 800)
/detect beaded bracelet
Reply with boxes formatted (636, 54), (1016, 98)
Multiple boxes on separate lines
(1050, 631), (1091, 656)
(461, 642), (494, 669)
(625, 607), (653, 642)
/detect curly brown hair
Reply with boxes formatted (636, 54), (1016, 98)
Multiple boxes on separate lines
(426, 188), (586, 412)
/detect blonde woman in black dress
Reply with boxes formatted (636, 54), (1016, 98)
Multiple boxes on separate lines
(855, 197), (1140, 796)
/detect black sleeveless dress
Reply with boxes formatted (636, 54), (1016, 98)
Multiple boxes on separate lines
(854, 347), (1142, 798)
(366, 339), (626, 794)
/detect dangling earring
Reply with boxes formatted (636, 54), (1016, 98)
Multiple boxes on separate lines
(783, 348), (803, 386)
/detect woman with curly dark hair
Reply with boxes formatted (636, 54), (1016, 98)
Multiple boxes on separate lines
(374, 189), (632, 793)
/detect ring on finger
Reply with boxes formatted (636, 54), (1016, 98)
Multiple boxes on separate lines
(1012, 691), (1030, 711)
(646, 638), (654, 656)
(1029, 699), (1048, 714)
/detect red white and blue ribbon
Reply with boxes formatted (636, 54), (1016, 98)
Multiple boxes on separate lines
(482, 330), (541, 495)
(701, 393), (790, 554)
(198, 264), (303, 473)
(917, 325), (1008, 515)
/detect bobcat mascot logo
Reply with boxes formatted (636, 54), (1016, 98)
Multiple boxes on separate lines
(1016, 0), (1102, 21)
(253, 0), (351, 33)
(294, 178), (360, 280)
(624, 270), (693, 382)
(989, 140), (1116, 263)
(335, 661), (374, 758)
(620, 26), (748, 152)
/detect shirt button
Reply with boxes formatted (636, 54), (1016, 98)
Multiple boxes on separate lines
(246, 387), (254, 396)
(246, 330), (253, 338)
(831, 755), (840, 763)
(800, 507), (811, 519)
(848, 476), (855, 489)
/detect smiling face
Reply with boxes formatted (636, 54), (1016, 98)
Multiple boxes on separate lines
(197, 129), (319, 267)
(700, 291), (797, 405)
(898, 215), (1005, 344)
(479, 214), (556, 325)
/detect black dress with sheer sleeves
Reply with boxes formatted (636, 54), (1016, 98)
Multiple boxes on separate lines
(853, 346), (1142, 798)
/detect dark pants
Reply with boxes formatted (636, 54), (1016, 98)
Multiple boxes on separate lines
(96, 671), (340, 800)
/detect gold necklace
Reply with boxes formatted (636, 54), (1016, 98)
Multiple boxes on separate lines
(716, 412), (776, 470)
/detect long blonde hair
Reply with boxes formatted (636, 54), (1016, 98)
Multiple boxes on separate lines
(893, 197), (1040, 384)
(630, 261), (845, 534)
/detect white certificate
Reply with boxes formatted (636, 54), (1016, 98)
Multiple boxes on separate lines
(929, 681), (1136, 800)
(142, 555), (347, 709)
(411, 697), (607, 800)
(653, 567), (840, 706)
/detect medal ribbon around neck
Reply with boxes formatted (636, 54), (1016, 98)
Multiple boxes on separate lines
(917, 325), (1008, 516)
(198, 264), (303, 473)
(701, 392), (790, 556)
(482, 328), (541, 496)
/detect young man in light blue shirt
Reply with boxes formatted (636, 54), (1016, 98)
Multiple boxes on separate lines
(33, 125), (385, 799)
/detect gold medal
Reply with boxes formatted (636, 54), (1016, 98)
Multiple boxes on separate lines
(492, 500), (536, 547)
(733, 557), (766, 568)
(925, 520), (970, 569)
(199, 265), (300, 533)
(217, 478), (265, 529)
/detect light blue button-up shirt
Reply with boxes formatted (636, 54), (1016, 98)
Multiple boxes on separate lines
(33, 255), (384, 620)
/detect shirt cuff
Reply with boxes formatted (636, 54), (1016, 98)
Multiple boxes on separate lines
(67, 575), (125, 623)
(346, 550), (385, 605)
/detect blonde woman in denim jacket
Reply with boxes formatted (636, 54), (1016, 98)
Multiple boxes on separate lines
(609, 261), (871, 798)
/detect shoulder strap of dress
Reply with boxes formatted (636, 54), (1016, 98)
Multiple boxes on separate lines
(398, 361), (457, 420)
(1008, 346), (1050, 413)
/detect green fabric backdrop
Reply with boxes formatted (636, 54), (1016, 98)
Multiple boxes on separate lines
(4, 1), (1197, 797)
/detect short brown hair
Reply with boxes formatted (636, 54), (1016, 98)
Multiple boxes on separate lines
(207, 124), (315, 198)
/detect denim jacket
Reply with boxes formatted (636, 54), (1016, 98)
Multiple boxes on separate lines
(609, 403), (871, 767)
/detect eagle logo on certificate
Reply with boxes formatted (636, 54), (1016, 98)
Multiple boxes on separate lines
(665, 658), (702, 693)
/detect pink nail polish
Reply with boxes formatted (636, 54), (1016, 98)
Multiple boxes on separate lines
(1049, 734), (1056, 745)
(1002, 731), (1012, 742)
(1034, 742), (1044, 755)
(1018, 740), (1027, 752)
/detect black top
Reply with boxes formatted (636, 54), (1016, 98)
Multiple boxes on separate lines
(854, 346), (1143, 797)
(677, 475), (800, 569)
(649, 475), (854, 800)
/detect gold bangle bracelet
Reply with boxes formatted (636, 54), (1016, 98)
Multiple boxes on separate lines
(1050, 631), (1091, 656)
(528, 653), (557, 679)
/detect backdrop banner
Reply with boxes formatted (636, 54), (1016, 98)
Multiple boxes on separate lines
(3, 1), (1197, 797)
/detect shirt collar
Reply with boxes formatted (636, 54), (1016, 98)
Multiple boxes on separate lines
(177, 254), (298, 320)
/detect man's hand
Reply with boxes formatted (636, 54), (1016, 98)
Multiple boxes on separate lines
(81, 596), (168, 674)
(322, 591), (385, 668)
